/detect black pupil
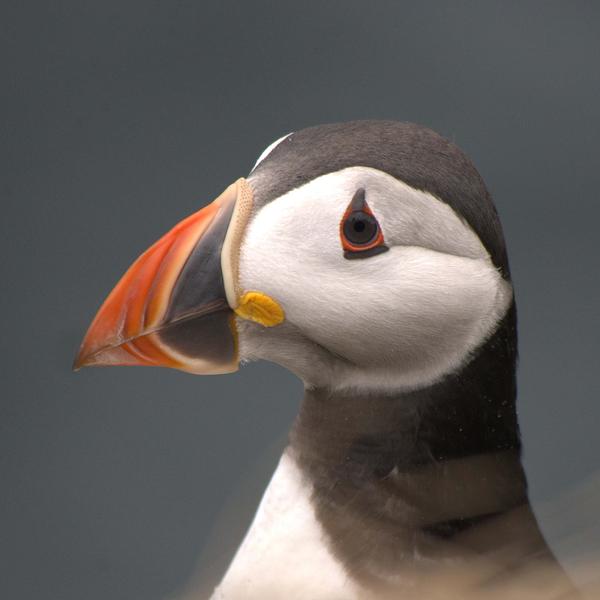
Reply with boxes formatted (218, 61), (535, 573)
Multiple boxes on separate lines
(344, 211), (378, 245)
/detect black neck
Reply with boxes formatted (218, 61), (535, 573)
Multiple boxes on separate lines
(288, 302), (560, 588)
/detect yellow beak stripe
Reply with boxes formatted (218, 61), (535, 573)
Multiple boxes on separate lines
(234, 292), (285, 327)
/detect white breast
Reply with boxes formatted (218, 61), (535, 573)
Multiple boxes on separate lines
(211, 451), (361, 600)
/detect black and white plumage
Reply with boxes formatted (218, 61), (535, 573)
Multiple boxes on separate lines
(76, 121), (579, 599)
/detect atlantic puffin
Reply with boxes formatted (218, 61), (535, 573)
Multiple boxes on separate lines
(75, 121), (578, 599)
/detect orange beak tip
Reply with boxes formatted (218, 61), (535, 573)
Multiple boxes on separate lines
(72, 342), (137, 371)
(72, 348), (86, 372)
(72, 352), (98, 372)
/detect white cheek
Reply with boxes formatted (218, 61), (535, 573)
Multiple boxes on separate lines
(239, 169), (512, 390)
(342, 247), (511, 371)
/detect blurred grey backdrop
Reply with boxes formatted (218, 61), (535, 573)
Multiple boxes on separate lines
(2, 2), (599, 599)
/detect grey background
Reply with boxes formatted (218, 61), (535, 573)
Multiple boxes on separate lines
(2, 2), (599, 599)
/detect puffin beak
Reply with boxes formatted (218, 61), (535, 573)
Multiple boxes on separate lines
(74, 178), (256, 375)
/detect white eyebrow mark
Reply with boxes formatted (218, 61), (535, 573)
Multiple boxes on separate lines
(251, 132), (293, 171)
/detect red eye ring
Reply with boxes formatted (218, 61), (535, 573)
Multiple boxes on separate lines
(340, 188), (388, 259)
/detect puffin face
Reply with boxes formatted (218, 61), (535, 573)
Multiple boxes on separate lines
(238, 164), (512, 390)
(75, 122), (512, 391)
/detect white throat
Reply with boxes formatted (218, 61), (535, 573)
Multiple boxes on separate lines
(212, 451), (361, 600)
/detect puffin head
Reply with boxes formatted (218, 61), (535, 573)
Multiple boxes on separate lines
(75, 121), (513, 393)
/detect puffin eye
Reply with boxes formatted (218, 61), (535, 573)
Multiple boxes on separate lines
(340, 188), (389, 259)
